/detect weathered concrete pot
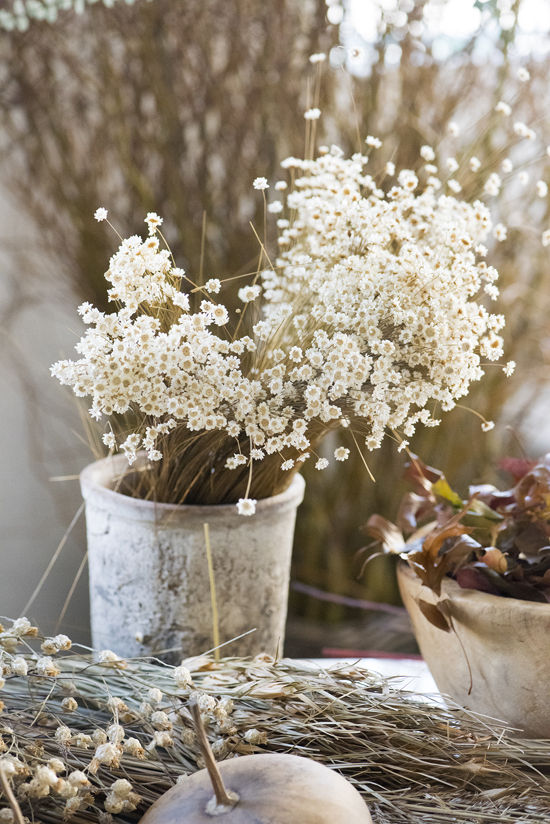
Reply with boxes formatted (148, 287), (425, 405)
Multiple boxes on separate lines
(80, 455), (305, 662)
(397, 561), (550, 737)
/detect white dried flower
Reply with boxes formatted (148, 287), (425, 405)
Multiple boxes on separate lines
(517, 67), (530, 82)
(315, 458), (329, 470)
(253, 177), (269, 190)
(98, 650), (127, 668)
(469, 157), (481, 172)
(309, 52), (326, 63)
(151, 710), (172, 730)
(304, 107), (321, 121)
(110, 778), (133, 799)
(420, 145), (435, 162)
(205, 278), (221, 294)
(495, 101), (511, 116)
(536, 181), (548, 198)
(236, 498), (257, 516)
(107, 723), (125, 744)
(238, 284), (261, 303)
(365, 135), (382, 148)
(104, 796), (124, 815)
(123, 737), (146, 758)
(92, 729), (108, 745)
(484, 173), (502, 196)
(93, 742), (121, 767)
(334, 447), (350, 461)
(195, 692), (217, 713)
(94, 207), (108, 222)
(148, 687), (163, 704)
(503, 361), (516, 376)
(11, 618), (36, 636)
(267, 200), (283, 214)
(73, 732), (93, 748)
(481, 420), (495, 432)
(61, 697), (78, 713)
(174, 665), (193, 688)
(34, 765), (59, 788)
(151, 731), (173, 748)
(144, 212), (163, 234)
(68, 770), (90, 788)
(243, 728), (267, 745)
(493, 223), (507, 242)
(12, 657), (28, 676)
(447, 121), (460, 136)
(542, 230), (550, 247)
(55, 725), (72, 744)
(0, 760), (16, 778)
(36, 656), (60, 677)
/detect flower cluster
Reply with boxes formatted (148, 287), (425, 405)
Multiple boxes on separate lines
(52, 148), (506, 509)
(0, 618), (241, 821)
(260, 147), (504, 449)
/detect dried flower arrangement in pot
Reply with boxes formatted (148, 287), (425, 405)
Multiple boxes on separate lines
(52, 142), (507, 661)
(367, 454), (550, 736)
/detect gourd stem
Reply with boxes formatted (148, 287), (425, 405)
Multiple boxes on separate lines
(190, 701), (239, 809)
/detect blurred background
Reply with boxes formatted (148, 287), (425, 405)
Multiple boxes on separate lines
(1, 0), (549, 655)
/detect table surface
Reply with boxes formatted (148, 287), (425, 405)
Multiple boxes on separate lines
(308, 656), (439, 696)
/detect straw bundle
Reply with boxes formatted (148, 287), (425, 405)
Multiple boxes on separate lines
(0, 623), (549, 823)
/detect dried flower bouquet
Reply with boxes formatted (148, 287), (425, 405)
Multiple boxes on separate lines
(52, 144), (507, 512)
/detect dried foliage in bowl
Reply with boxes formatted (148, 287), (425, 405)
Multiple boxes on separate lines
(367, 452), (550, 606)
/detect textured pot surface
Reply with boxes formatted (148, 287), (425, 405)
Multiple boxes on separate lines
(81, 455), (304, 661)
(397, 561), (550, 737)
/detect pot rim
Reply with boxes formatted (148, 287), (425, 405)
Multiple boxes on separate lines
(80, 452), (305, 520)
(397, 557), (550, 612)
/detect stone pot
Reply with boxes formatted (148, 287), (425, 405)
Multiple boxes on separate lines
(397, 561), (550, 736)
(80, 454), (305, 662)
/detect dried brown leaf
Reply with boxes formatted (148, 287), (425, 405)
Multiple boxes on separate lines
(416, 599), (451, 632)
(364, 514), (406, 553)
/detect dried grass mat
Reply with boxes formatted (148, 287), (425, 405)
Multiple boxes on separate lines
(1, 625), (549, 823)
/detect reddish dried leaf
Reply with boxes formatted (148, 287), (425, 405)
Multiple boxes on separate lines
(455, 566), (502, 595)
(499, 456), (538, 482)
